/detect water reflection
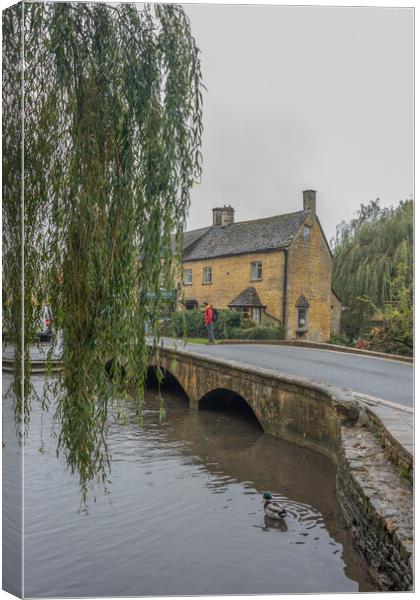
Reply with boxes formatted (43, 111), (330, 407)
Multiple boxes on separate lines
(261, 516), (288, 532)
(2, 374), (378, 596)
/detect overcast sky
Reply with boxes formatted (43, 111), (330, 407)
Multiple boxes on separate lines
(183, 3), (413, 242)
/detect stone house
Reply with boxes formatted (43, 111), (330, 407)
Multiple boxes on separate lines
(176, 190), (341, 342)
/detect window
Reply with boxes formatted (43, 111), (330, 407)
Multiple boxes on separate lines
(303, 225), (311, 241)
(250, 261), (262, 281)
(297, 307), (307, 330)
(234, 306), (249, 319)
(184, 299), (198, 310)
(202, 266), (212, 284)
(183, 269), (192, 285)
(251, 307), (262, 323)
(296, 295), (309, 331)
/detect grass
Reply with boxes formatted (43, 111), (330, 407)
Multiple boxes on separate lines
(374, 431), (385, 446)
(398, 465), (411, 482)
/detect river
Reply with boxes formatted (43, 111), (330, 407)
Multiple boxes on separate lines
(3, 373), (377, 595)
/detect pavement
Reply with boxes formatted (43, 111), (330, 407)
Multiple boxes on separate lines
(167, 341), (414, 408)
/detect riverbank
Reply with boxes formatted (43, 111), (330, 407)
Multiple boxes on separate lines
(3, 340), (413, 589)
(3, 374), (378, 595)
(151, 342), (413, 590)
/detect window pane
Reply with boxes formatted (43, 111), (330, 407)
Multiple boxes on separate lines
(203, 267), (212, 283)
(298, 308), (307, 328)
(251, 261), (262, 280)
(251, 307), (261, 322)
(303, 226), (311, 241)
(183, 269), (192, 284)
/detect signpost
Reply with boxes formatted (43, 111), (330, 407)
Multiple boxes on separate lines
(146, 289), (177, 301)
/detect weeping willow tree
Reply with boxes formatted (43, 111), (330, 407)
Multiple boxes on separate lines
(3, 1), (203, 503)
(331, 199), (413, 342)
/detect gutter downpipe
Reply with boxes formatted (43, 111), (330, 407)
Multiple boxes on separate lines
(282, 248), (288, 333)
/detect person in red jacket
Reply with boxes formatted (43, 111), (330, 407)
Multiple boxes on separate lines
(204, 302), (215, 344)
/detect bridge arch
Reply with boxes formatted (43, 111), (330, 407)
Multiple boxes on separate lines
(145, 365), (190, 402)
(198, 388), (263, 429)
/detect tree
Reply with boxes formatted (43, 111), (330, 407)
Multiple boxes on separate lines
(331, 199), (413, 341)
(2, 1), (203, 504)
(375, 265), (413, 355)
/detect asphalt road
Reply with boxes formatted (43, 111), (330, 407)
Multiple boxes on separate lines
(4, 340), (413, 409)
(170, 342), (414, 409)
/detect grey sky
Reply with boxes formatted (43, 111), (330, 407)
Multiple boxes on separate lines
(183, 4), (413, 242)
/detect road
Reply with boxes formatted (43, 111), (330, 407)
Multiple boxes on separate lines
(3, 339), (413, 409)
(167, 341), (414, 409)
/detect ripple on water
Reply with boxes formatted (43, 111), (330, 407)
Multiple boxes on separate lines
(1, 378), (378, 596)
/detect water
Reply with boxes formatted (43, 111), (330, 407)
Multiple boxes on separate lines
(3, 374), (377, 596)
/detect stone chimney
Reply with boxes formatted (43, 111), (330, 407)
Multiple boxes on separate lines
(303, 190), (316, 213)
(212, 207), (222, 226)
(213, 205), (235, 226)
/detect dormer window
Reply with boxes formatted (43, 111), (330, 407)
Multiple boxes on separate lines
(303, 225), (311, 241)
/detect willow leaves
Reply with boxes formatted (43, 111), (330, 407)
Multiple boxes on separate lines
(2, 2), (203, 503)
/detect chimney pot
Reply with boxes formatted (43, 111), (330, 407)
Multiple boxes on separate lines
(303, 190), (316, 213)
(213, 205), (235, 226)
(221, 205), (234, 226)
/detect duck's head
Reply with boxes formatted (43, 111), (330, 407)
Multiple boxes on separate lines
(263, 492), (273, 501)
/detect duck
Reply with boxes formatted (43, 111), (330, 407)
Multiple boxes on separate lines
(263, 492), (287, 520)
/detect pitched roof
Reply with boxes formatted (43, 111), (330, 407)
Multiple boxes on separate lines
(228, 287), (266, 308)
(172, 226), (211, 254)
(180, 211), (306, 261)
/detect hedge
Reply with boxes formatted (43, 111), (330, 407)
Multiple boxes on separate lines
(170, 309), (285, 341)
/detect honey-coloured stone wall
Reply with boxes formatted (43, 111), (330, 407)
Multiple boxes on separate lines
(175, 198), (341, 341)
(148, 346), (413, 591)
(286, 214), (333, 341)
(179, 250), (286, 323)
(331, 291), (342, 336)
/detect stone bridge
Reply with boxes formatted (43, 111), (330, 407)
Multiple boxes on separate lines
(147, 344), (413, 591)
(148, 345), (359, 462)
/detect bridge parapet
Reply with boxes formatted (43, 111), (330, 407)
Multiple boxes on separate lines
(148, 345), (359, 463)
(147, 343), (412, 591)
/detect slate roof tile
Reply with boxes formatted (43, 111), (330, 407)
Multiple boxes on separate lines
(180, 211), (306, 261)
(228, 287), (266, 307)
(171, 226), (212, 254)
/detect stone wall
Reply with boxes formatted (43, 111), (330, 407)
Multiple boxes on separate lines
(337, 424), (413, 590)
(330, 291), (342, 336)
(180, 250), (286, 322)
(286, 214), (334, 342)
(177, 215), (339, 341)
(149, 346), (413, 591)
(365, 408), (413, 480)
(151, 346), (359, 462)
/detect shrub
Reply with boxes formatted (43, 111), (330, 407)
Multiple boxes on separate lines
(366, 328), (413, 357)
(228, 327), (246, 339)
(244, 324), (285, 340)
(354, 338), (370, 350)
(329, 333), (352, 347)
(171, 309), (285, 341)
(172, 309), (205, 338)
(215, 309), (242, 339)
(228, 323), (285, 340)
(241, 317), (256, 329)
(172, 308), (243, 339)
